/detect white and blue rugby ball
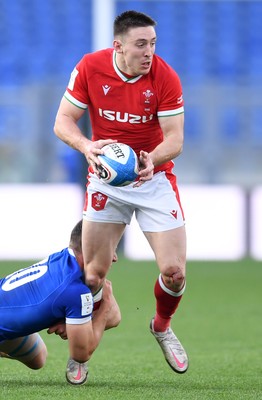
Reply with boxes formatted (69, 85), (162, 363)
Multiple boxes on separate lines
(97, 143), (139, 186)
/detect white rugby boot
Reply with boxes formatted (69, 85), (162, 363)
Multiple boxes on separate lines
(150, 318), (189, 373)
(66, 358), (88, 385)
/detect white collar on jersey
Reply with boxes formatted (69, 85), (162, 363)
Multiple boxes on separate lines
(113, 50), (143, 83)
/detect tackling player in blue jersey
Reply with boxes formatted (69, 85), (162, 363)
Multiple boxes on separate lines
(0, 220), (121, 385)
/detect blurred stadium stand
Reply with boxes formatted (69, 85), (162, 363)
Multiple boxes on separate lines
(0, 0), (261, 187)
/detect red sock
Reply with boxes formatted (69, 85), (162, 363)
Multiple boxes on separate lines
(153, 274), (185, 332)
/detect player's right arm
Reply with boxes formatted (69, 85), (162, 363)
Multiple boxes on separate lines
(54, 96), (88, 154)
(66, 280), (115, 363)
(47, 293), (120, 340)
(54, 92), (116, 175)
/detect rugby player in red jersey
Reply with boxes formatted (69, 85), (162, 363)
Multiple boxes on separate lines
(54, 10), (188, 374)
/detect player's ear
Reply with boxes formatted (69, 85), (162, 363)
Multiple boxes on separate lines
(113, 39), (123, 53)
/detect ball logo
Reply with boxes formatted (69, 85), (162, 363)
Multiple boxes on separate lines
(97, 164), (110, 179)
(109, 143), (125, 159)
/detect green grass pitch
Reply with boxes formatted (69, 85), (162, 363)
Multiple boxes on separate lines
(0, 257), (262, 400)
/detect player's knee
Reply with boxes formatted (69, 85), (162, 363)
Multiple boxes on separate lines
(26, 345), (48, 370)
(85, 273), (104, 294)
(161, 263), (186, 291)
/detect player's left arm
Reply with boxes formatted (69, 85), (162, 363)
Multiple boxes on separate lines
(137, 113), (184, 183)
(151, 113), (184, 166)
(66, 321), (94, 362)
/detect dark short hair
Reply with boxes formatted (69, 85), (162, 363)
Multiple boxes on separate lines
(69, 220), (82, 253)
(114, 10), (156, 37)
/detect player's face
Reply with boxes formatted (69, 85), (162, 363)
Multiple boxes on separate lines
(114, 26), (156, 76)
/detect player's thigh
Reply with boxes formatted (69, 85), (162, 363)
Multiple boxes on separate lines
(144, 225), (187, 275)
(0, 333), (47, 369)
(82, 219), (125, 273)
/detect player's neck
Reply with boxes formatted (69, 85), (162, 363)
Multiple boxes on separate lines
(115, 53), (139, 79)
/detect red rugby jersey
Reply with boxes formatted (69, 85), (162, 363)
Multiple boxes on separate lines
(65, 48), (184, 173)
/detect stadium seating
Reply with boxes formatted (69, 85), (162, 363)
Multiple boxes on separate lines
(1, 0), (261, 85)
(0, 0), (261, 184)
(0, 0), (92, 85)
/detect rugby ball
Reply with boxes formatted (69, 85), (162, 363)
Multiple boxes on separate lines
(97, 143), (139, 186)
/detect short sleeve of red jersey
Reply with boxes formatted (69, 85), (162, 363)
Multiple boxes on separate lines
(64, 55), (90, 110)
(154, 58), (184, 118)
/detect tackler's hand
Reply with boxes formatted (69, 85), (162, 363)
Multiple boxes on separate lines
(47, 321), (68, 340)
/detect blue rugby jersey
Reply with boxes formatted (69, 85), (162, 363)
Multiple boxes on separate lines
(0, 248), (93, 341)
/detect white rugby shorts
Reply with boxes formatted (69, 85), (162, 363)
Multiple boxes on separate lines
(83, 171), (185, 232)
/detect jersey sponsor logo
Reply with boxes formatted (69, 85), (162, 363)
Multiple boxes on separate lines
(102, 85), (111, 95)
(2, 262), (48, 291)
(81, 293), (93, 315)
(91, 192), (108, 211)
(98, 108), (153, 124)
